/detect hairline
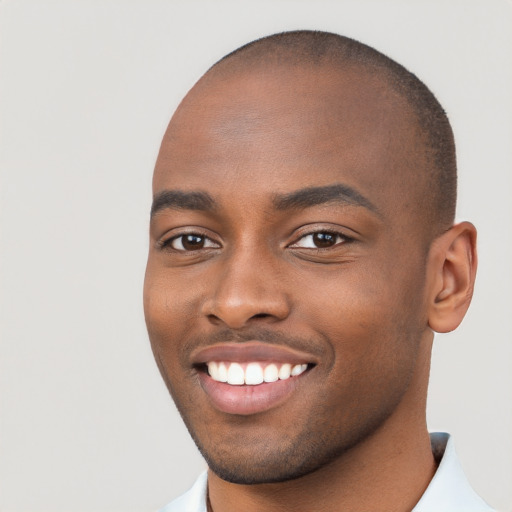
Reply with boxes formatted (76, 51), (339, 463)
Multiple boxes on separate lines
(203, 31), (457, 239)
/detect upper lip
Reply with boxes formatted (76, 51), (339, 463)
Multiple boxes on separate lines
(191, 341), (319, 366)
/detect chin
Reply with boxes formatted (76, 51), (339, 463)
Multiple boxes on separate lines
(204, 454), (324, 485)
(190, 424), (366, 486)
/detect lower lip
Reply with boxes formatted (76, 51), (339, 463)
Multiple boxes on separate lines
(198, 371), (306, 415)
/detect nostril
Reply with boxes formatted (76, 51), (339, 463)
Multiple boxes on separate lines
(207, 314), (223, 325)
(203, 298), (290, 328)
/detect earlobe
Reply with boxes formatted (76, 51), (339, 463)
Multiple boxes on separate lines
(427, 222), (478, 333)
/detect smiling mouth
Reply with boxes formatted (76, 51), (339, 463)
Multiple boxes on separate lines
(191, 341), (317, 414)
(205, 361), (310, 385)
(196, 361), (314, 415)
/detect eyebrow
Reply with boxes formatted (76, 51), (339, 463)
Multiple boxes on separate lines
(150, 190), (216, 217)
(150, 183), (379, 218)
(273, 183), (380, 215)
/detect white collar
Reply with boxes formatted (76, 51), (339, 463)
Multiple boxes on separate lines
(412, 432), (494, 511)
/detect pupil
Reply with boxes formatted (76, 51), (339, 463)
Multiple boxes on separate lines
(313, 232), (336, 248)
(183, 235), (204, 250)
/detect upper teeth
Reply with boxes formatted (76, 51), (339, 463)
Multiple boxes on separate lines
(207, 362), (308, 386)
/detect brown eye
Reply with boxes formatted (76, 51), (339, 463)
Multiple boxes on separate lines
(169, 234), (218, 251)
(312, 233), (338, 248)
(291, 231), (346, 249)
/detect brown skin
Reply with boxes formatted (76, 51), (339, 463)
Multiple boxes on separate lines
(144, 62), (477, 512)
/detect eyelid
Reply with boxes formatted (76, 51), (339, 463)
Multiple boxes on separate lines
(287, 226), (355, 249)
(157, 228), (221, 251)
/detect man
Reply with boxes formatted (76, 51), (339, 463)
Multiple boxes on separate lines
(143, 30), (493, 511)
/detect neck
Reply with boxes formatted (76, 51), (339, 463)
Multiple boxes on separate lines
(207, 339), (436, 512)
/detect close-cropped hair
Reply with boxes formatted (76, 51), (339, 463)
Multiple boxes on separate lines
(211, 30), (457, 233)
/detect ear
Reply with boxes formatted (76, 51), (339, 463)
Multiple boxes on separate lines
(427, 221), (478, 333)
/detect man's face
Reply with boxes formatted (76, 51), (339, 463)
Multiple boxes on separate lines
(144, 63), (433, 484)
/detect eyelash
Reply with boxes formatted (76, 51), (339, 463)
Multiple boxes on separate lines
(159, 232), (219, 252)
(289, 230), (352, 249)
(159, 228), (353, 253)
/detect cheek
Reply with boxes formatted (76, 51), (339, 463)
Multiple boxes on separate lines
(143, 266), (197, 358)
(301, 282), (423, 437)
(144, 270), (204, 404)
(298, 260), (426, 375)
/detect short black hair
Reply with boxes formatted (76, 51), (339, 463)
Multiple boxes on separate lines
(211, 30), (457, 233)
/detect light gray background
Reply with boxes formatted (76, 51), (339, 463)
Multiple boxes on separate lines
(1, 1), (511, 511)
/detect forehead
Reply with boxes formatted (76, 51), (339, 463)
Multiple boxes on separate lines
(154, 62), (427, 222)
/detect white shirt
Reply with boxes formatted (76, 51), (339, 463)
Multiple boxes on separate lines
(159, 433), (495, 512)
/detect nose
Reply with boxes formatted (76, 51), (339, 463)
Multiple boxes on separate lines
(201, 246), (291, 329)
